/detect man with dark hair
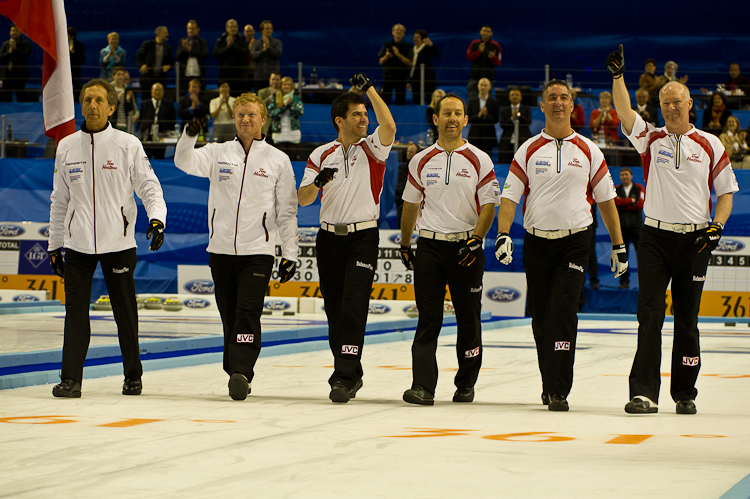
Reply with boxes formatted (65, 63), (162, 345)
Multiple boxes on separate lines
(614, 167), (644, 289)
(400, 93), (500, 405)
(214, 19), (248, 92)
(135, 26), (174, 97)
(68, 27), (86, 96)
(176, 20), (209, 91)
(609, 45), (738, 415)
(257, 72), (281, 138)
(725, 63), (750, 95)
(299, 75), (396, 403)
(498, 87), (532, 163)
(494, 79), (627, 412)
(48, 79), (167, 398)
(466, 25), (501, 101)
(0, 24), (31, 102)
(378, 24), (411, 105)
(639, 58), (667, 107)
(178, 79), (209, 131)
(251, 20), (282, 95)
(633, 88), (659, 127)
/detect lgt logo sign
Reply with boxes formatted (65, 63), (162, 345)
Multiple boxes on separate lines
(682, 356), (699, 366)
(24, 243), (49, 269)
(341, 345), (359, 355)
(554, 341), (570, 351)
(237, 334), (254, 343)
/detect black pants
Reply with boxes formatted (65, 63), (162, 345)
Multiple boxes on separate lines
(629, 226), (710, 403)
(411, 238), (484, 395)
(523, 231), (589, 397)
(381, 78), (406, 105)
(209, 253), (274, 381)
(62, 248), (140, 382)
(316, 227), (378, 389)
(587, 225), (599, 284)
(620, 225), (641, 284)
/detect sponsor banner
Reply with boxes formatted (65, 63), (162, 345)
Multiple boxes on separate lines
(0, 288), (49, 303)
(0, 222), (50, 241)
(0, 275), (62, 302)
(18, 241), (55, 275)
(481, 272), (527, 317)
(667, 290), (750, 317)
(177, 265), (215, 295)
(267, 281), (426, 301)
(263, 297), (297, 313)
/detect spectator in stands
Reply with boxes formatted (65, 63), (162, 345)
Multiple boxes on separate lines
(466, 25), (501, 101)
(614, 167), (644, 289)
(258, 72), (281, 139)
(68, 27), (86, 96)
(702, 92), (731, 136)
(136, 27), (174, 97)
(395, 142), (419, 228)
(467, 78), (500, 158)
(639, 58), (666, 107)
(267, 76), (304, 159)
(122, 71), (139, 133)
(589, 91), (620, 145)
(99, 32), (125, 79)
(498, 87), (532, 163)
(664, 60), (688, 84)
(138, 82), (176, 159)
(570, 88), (585, 132)
(0, 24), (31, 102)
(719, 116), (750, 169)
(244, 24), (256, 92)
(210, 81), (237, 142)
(214, 19), (248, 93)
(251, 20), (282, 95)
(178, 79), (209, 131)
(426, 88), (445, 140)
(409, 29), (439, 106)
(176, 20), (209, 91)
(110, 67), (136, 132)
(633, 88), (659, 127)
(725, 63), (750, 95)
(378, 23), (411, 105)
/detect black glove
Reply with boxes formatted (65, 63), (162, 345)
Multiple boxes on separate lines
(457, 236), (483, 267)
(48, 248), (64, 278)
(314, 168), (337, 188)
(695, 222), (723, 253)
(606, 44), (625, 78)
(146, 219), (165, 251)
(279, 258), (297, 284)
(185, 116), (208, 137)
(495, 232), (513, 265)
(350, 73), (373, 93)
(610, 243), (628, 278)
(399, 245), (415, 271)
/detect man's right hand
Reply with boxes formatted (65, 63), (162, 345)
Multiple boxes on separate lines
(399, 245), (415, 271)
(185, 117), (207, 137)
(495, 232), (513, 265)
(48, 248), (64, 278)
(314, 168), (337, 188)
(606, 44), (625, 78)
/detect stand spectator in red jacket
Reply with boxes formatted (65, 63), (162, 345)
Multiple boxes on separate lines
(466, 25), (501, 101)
(702, 92), (732, 136)
(614, 167), (644, 289)
(589, 91), (620, 145)
(570, 88), (585, 132)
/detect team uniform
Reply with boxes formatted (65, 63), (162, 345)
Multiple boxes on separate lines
(623, 113), (739, 404)
(301, 127), (391, 391)
(501, 130), (616, 397)
(48, 123), (167, 384)
(402, 142), (500, 396)
(174, 131), (298, 383)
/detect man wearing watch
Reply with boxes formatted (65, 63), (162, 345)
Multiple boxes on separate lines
(399, 93), (500, 406)
(608, 45), (739, 415)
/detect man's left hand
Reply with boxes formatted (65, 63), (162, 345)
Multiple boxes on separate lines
(279, 258), (297, 284)
(457, 236), (483, 267)
(695, 222), (723, 253)
(610, 244), (628, 278)
(350, 73), (373, 93)
(606, 44), (625, 78)
(146, 219), (165, 251)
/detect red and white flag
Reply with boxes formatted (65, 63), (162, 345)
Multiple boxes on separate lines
(0, 0), (76, 143)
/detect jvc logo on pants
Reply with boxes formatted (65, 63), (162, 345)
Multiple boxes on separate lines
(682, 356), (699, 366)
(237, 334), (254, 343)
(341, 345), (359, 355)
(555, 341), (571, 351)
(465, 347), (480, 358)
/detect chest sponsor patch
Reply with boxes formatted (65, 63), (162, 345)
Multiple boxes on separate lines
(102, 160), (117, 170)
(687, 153), (701, 163)
(456, 168), (471, 178)
(426, 173), (439, 178)
(253, 168), (269, 178)
(568, 158), (582, 168)
(426, 180), (438, 186)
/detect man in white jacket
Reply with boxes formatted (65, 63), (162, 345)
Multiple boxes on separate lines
(174, 92), (299, 401)
(48, 79), (167, 398)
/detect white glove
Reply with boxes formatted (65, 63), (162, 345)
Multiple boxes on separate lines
(495, 232), (513, 265)
(611, 244), (628, 278)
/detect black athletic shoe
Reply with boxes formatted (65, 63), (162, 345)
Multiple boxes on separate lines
(624, 395), (658, 414)
(348, 379), (364, 399)
(122, 377), (142, 395)
(403, 386), (434, 406)
(542, 393), (550, 405)
(52, 378), (81, 398)
(329, 381), (350, 403)
(548, 394), (569, 412)
(453, 387), (474, 402)
(676, 399), (697, 415)
(228, 373), (249, 401)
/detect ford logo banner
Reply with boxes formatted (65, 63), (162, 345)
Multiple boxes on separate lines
(368, 304), (391, 314)
(716, 239), (745, 252)
(38, 225), (51, 238)
(183, 298), (211, 309)
(388, 233), (419, 246)
(486, 286), (521, 302)
(13, 295), (40, 302)
(264, 300), (291, 311)
(183, 279), (215, 294)
(0, 224), (26, 237)
(298, 229), (318, 243)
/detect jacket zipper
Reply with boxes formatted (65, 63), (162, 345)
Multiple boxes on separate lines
(121, 206), (129, 237)
(556, 139), (563, 173)
(210, 208), (216, 239)
(234, 146), (250, 254)
(68, 210), (76, 238)
(445, 151), (453, 185)
(90, 133), (97, 253)
(262, 212), (269, 242)
(674, 135), (681, 170)
(343, 145), (351, 178)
